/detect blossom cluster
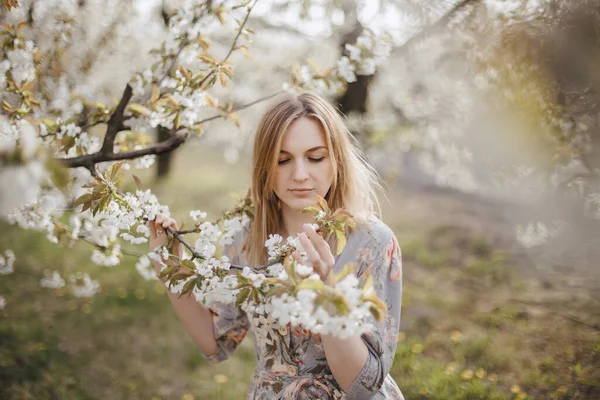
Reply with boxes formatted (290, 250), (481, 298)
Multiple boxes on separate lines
(232, 259), (378, 338)
(291, 30), (392, 93)
(337, 31), (392, 83)
(151, 204), (381, 338)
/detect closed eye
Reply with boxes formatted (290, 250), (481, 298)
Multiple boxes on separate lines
(278, 157), (324, 165)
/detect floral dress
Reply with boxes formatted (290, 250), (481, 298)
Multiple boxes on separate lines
(203, 216), (404, 399)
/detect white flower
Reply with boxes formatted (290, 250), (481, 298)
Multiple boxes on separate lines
(265, 234), (282, 248)
(199, 221), (220, 242)
(69, 273), (101, 298)
(194, 238), (216, 259)
(252, 274), (266, 288)
(337, 56), (356, 83)
(91, 244), (121, 267)
(345, 43), (362, 61)
(7, 44), (36, 84)
(220, 215), (250, 246)
(516, 222), (548, 248)
(135, 255), (157, 281)
(0, 162), (46, 217)
(40, 270), (66, 289)
(136, 224), (150, 236)
(267, 263), (284, 277)
(148, 251), (166, 268)
(0, 250), (15, 275)
(0, 295), (5, 310)
(190, 210), (207, 222)
(120, 232), (148, 244)
(133, 155), (156, 169)
(356, 35), (372, 49)
(295, 263), (314, 278)
(358, 58), (376, 76)
(241, 266), (252, 278)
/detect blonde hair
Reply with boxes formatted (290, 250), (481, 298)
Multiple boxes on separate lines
(246, 92), (382, 266)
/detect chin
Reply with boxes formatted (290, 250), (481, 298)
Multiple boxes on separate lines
(285, 196), (317, 212)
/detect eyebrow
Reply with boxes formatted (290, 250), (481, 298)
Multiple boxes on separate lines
(279, 146), (328, 155)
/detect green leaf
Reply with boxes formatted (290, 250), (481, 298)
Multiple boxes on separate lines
(81, 201), (92, 213)
(297, 278), (325, 291)
(301, 205), (321, 215)
(264, 285), (282, 298)
(182, 278), (196, 294)
(335, 229), (346, 255)
(127, 103), (151, 117)
(73, 193), (93, 206)
(331, 295), (350, 316)
(174, 112), (180, 129)
(369, 304), (385, 322)
(236, 287), (250, 307)
(181, 260), (196, 270)
(133, 175), (143, 190)
(158, 266), (175, 279)
(235, 269), (249, 285)
(110, 161), (124, 181)
(316, 194), (329, 212)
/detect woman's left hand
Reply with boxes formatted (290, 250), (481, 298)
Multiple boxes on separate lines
(293, 223), (336, 284)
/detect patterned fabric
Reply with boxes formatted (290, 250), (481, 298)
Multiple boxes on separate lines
(203, 216), (404, 399)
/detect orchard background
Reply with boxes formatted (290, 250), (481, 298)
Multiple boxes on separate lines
(0, 1), (599, 399)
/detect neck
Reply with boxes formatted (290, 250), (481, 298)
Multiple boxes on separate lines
(279, 205), (316, 238)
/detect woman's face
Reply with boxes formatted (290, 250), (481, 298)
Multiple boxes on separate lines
(273, 116), (334, 214)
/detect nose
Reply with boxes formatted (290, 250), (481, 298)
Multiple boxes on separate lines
(292, 160), (309, 182)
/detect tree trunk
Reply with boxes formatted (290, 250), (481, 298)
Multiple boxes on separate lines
(156, 126), (175, 180)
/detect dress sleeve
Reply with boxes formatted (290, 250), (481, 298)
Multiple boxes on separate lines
(345, 232), (402, 399)
(201, 235), (250, 363)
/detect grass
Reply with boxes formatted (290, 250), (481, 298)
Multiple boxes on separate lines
(1, 143), (599, 399)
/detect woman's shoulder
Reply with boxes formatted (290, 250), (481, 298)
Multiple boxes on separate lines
(345, 215), (396, 255)
(354, 215), (396, 246)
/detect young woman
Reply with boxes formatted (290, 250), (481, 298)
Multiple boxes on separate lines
(149, 92), (404, 399)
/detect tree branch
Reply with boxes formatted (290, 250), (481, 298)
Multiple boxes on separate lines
(100, 84), (133, 155)
(62, 133), (184, 168)
(60, 91), (283, 168)
(164, 225), (245, 270)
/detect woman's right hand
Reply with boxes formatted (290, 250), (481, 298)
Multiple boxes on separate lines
(149, 213), (182, 262)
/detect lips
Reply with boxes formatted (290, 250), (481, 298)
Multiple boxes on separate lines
(290, 189), (314, 197)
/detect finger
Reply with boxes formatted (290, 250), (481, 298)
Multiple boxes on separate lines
(302, 224), (335, 267)
(291, 251), (303, 264)
(149, 221), (157, 240)
(163, 217), (179, 231)
(298, 233), (320, 263)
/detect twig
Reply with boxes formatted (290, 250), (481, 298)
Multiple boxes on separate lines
(196, 1), (256, 89)
(162, 226), (244, 271)
(224, 1), (255, 62)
